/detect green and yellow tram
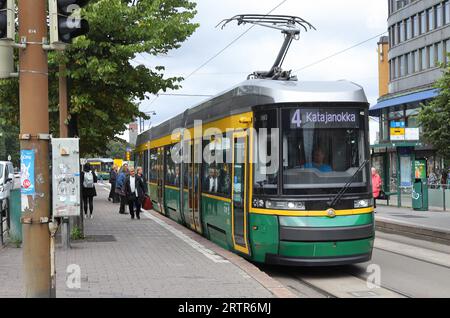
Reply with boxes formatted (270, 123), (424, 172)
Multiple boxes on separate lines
(135, 79), (374, 266)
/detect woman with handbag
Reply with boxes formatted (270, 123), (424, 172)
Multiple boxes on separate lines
(372, 167), (382, 212)
(135, 167), (149, 216)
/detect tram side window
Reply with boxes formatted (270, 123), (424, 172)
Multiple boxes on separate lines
(202, 137), (232, 197)
(143, 150), (149, 180)
(165, 145), (180, 187)
(149, 149), (158, 182)
(253, 109), (278, 195)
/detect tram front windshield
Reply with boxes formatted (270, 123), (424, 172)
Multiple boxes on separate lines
(282, 107), (368, 194)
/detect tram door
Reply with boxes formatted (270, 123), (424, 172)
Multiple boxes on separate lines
(156, 147), (165, 215)
(231, 131), (250, 255)
(188, 140), (203, 234)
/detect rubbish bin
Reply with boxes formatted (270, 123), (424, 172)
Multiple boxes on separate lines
(9, 189), (22, 243)
(412, 178), (428, 211)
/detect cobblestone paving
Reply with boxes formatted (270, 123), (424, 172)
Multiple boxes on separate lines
(0, 184), (274, 298)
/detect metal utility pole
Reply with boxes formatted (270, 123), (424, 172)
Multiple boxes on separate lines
(19, 0), (51, 298)
(59, 62), (71, 250)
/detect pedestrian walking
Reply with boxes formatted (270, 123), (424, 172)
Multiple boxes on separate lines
(372, 167), (382, 212)
(116, 164), (129, 214)
(124, 167), (146, 220)
(109, 165), (119, 203)
(136, 166), (148, 215)
(81, 163), (98, 219)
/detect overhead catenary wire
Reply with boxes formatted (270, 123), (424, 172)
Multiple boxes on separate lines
(294, 31), (388, 72)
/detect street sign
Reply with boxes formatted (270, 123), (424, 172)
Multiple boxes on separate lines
(405, 128), (420, 141)
(390, 121), (406, 128)
(390, 128), (405, 141)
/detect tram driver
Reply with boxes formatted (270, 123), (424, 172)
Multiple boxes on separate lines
(303, 148), (332, 173)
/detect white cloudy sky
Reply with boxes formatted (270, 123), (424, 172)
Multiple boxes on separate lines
(127, 0), (388, 143)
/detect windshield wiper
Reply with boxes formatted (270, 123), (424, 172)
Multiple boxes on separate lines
(328, 159), (370, 209)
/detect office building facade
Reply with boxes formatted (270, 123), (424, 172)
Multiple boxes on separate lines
(370, 0), (450, 207)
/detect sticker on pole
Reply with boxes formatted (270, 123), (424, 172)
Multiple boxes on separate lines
(20, 150), (35, 195)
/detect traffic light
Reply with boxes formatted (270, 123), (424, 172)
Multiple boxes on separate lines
(49, 0), (90, 45)
(126, 152), (131, 161)
(0, 0), (15, 40)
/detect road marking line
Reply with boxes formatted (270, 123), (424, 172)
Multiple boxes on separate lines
(141, 211), (229, 264)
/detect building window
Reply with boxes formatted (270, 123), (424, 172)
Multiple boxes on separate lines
(421, 11), (427, 34)
(428, 8), (434, 31)
(389, 27), (394, 47)
(413, 14), (420, 37)
(406, 18), (412, 40)
(446, 40), (450, 63)
(408, 52), (414, 75)
(436, 4), (443, 28)
(400, 21), (405, 42)
(437, 42), (444, 64)
(414, 49), (420, 73)
(428, 45), (435, 68)
(391, 25), (396, 47)
(420, 48), (427, 70)
(445, 1), (450, 24)
(406, 106), (420, 128)
(400, 55), (406, 77)
(394, 57), (399, 78)
(389, 60), (392, 80)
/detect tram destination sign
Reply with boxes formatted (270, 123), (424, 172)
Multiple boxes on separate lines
(290, 108), (360, 129)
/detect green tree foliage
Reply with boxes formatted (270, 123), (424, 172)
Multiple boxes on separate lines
(418, 55), (450, 160)
(0, 0), (198, 156)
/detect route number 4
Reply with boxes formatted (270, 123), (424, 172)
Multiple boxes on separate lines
(291, 109), (302, 128)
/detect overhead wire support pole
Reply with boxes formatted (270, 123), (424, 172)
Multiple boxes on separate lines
(18, 0), (51, 298)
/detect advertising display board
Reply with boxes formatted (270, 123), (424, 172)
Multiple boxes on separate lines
(52, 139), (81, 217)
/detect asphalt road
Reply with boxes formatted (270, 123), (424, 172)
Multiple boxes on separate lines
(259, 231), (450, 298)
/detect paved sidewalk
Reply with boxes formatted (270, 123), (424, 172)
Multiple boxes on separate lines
(0, 184), (292, 298)
(375, 205), (450, 245)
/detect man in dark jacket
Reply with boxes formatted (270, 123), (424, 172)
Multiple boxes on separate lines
(124, 167), (146, 220)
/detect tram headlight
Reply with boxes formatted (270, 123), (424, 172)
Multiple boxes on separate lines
(354, 199), (369, 208)
(253, 199), (265, 208)
(295, 202), (306, 210)
(264, 200), (306, 210)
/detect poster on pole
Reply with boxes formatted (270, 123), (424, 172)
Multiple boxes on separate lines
(20, 149), (35, 195)
(52, 139), (81, 217)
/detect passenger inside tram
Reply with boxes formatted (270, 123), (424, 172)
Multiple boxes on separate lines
(206, 167), (219, 193)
